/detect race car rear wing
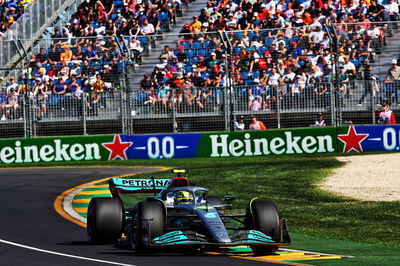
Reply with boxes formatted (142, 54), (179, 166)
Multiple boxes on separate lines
(109, 178), (170, 198)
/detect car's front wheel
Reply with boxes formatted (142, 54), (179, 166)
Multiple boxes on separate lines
(132, 201), (166, 250)
(246, 200), (280, 255)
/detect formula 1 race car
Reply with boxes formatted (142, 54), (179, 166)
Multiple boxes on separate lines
(86, 170), (291, 254)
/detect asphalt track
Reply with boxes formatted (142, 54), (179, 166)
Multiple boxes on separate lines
(0, 167), (295, 266)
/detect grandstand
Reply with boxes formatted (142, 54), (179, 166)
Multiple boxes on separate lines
(0, 0), (399, 138)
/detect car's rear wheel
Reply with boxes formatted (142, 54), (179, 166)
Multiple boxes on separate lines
(87, 197), (123, 244)
(133, 201), (166, 250)
(246, 200), (280, 255)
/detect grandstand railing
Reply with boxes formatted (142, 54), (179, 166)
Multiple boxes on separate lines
(0, 0), (84, 68)
(1, 23), (400, 137)
(0, 79), (394, 138)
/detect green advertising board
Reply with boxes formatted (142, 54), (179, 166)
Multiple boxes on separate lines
(196, 127), (338, 158)
(1, 125), (395, 165)
(0, 135), (113, 164)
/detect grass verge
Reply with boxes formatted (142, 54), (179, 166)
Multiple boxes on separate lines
(4, 153), (400, 264)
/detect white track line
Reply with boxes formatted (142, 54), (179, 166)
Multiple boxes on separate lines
(0, 238), (136, 266)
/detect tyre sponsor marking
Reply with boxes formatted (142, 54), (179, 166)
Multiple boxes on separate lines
(0, 238), (136, 266)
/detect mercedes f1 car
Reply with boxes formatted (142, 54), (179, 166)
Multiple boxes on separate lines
(86, 170), (291, 254)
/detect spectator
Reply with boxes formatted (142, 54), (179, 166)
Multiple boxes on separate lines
(5, 88), (20, 119)
(95, 21), (106, 36)
(157, 82), (171, 112)
(128, 36), (143, 63)
(6, 76), (19, 95)
(384, 0), (400, 22)
(140, 19), (155, 35)
(213, 14), (226, 31)
(384, 59), (400, 105)
(148, 11), (160, 36)
(32, 78), (47, 120)
(250, 95), (263, 111)
(60, 44), (73, 64)
(54, 77), (67, 94)
(85, 45), (100, 61)
(129, 19), (141, 36)
(358, 64), (376, 106)
(249, 115), (266, 130)
(71, 45), (85, 63)
(101, 64), (116, 91)
(109, 42), (122, 61)
(96, 4), (109, 23)
(122, 3), (135, 20)
(190, 15), (202, 33)
(87, 90), (101, 116)
(113, 10), (125, 29)
(35, 48), (52, 65)
(176, 45), (187, 63)
(234, 115), (245, 130)
(378, 103), (396, 124)
(159, 45), (174, 62)
(238, 11), (251, 31)
(367, 0), (386, 22)
(226, 13), (238, 31)
(314, 112), (326, 126)
(290, 75), (304, 108)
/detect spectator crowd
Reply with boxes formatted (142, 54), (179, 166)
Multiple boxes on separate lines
(136, 0), (400, 114)
(0, 0), (187, 119)
(0, 0), (31, 37)
(0, 0), (400, 121)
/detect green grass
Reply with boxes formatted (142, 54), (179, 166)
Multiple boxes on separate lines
(5, 154), (400, 264)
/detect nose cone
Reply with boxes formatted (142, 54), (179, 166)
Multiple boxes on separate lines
(212, 231), (231, 243)
(196, 208), (231, 243)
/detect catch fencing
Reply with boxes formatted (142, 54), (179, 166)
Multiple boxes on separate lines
(0, 79), (392, 138)
(0, 23), (399, 138)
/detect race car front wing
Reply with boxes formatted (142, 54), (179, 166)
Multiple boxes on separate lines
(151, 229), (289, 247)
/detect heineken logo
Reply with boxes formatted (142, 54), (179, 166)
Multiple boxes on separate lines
(0, 140), (101, 164)
(0, 134), (134, 164)
(209, 132), (334, 157)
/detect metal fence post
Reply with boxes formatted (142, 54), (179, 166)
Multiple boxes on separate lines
(120, 87), (126, 134)
(330, 83), (335, 127)
(82, 94), (87, 135)
(277, 88), (281, 129)
(121, 56), (133, 135)
(23, 94), (29, 138)
(221, 31), (233, 132)
(370, 80), (376, 125)
(172, 89), (177, 133)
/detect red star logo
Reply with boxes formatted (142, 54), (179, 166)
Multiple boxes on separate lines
(102, 135), (133, 160)
(337, 126), (369, 153)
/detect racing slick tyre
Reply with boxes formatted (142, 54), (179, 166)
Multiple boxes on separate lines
(133, 201), (166, 250)
(87, 197), (124, 244)
(246, 200), (280, 255)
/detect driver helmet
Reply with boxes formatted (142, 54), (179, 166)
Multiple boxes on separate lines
(174, 191), (194, 205)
